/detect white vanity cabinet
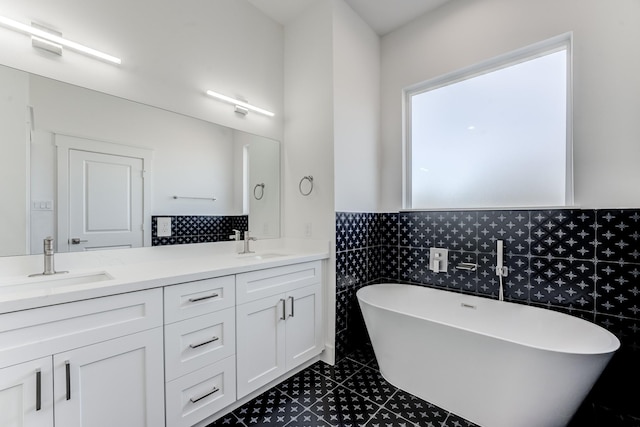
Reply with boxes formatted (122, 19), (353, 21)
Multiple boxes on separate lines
(0, 289), (165, 427)
(236, 261), (323, 398)
(0, 357), (53, 427)
(163, 276), (237, 427)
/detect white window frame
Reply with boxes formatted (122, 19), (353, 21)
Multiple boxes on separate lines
(403, 33), (573, 210)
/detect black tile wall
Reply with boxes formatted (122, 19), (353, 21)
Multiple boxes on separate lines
(335, 208), (640, 425)
(151, 215), (248, 246)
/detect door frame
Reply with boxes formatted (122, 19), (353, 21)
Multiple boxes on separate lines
(56, 134), (153, 253)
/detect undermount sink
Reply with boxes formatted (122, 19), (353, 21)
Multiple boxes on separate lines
(236, 252), (288, 260)
(0, 271), (114, 294)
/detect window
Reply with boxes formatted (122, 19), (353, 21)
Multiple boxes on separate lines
(405, 35), (572, 209)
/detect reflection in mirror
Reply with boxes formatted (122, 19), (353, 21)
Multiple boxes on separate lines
(0, 64), (280, 257)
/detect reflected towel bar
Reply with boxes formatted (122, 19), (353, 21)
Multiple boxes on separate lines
(173, 196), (217, 201)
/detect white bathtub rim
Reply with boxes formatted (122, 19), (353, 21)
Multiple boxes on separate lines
(357, 283), (621, 355)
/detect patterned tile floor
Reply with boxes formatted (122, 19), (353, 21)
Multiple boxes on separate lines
(206, 346), (478, 427)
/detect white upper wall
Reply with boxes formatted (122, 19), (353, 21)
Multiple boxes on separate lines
(283, 0), (335, 240)
(0, 0), (284, 141)
(380, 0), (640, 210)
(333, 0), (381, 213)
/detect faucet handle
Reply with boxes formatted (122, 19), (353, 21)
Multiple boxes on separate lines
(229, 229), (241, 240)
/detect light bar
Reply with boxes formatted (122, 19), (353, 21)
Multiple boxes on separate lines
(206, 90), (274, 117)
(0, 15), (121, 65)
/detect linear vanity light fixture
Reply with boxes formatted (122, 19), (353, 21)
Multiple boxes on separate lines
(205, 90), (275, 117)
(0, 15), (121, 64)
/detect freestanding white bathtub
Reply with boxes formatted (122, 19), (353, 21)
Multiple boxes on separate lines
(357, 283), (620, 427)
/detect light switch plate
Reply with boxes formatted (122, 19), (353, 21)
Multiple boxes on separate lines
(157, 217), (172, 237)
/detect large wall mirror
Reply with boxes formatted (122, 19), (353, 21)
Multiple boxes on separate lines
(0, 63), (280, 257)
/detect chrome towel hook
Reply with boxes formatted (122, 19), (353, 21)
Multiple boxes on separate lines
(299, 175), (313, 196)
(253, 183), (265, 200)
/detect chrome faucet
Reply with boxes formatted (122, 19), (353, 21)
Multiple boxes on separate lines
(229, 230), (257, 254)
(241, 231), (257, 254)
(29, 236), (67, 277)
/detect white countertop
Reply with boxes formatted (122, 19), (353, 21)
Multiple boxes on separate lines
(0, 238), (330, 314)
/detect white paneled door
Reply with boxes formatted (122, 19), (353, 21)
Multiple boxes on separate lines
(67, 149), (144, 251)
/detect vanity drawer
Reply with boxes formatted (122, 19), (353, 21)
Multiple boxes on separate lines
(236, 261), (322, 304)
(164, 275), (235, 324)
(0, 288), (163, 368)
(165, 356), (236, 427)
(164, 307), (235, 381)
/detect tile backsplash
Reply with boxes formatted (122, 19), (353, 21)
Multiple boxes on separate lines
(336, 209), (640, 425)
(151, 215), (248, 246)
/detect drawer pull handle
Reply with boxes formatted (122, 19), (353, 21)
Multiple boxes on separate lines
(189, 336), (220, 349)
(188, 293), (219, 303)
(280, 298), (286, 320)
(288, 296), (295, 318)
(190, 386), (220, 403)
(65, 361), (71, 400)
(36, 369), (42, 411)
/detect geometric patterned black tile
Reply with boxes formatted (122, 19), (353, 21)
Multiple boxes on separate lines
(277, 369), (339, 407)
(367, 246), (382, 284)
(347, 249), (367, 287)
(362, 408), (415, 427)
(476, 252), (500, 298)
(442, 412), (480, 427)
(503, 255), (531, 301)
(310, 359), (365, 385)
(345, 212), (367, 250)
(431, 211), (477, 252)
(384, 388), (447, 426)
(336, 212), (348, 253)
(530, 210), (596, 260)
(449, 251), (477, 292)
(398, 247), (430, 285)
(336, 251), (348, 291)
(205, 412), (245, 426)
(233, 388), (304, 427)
(399, 211), (435, 249)
(529, 257), (595, 309)
(596, 209), (640, 264)
(380, 246), (399, 281)
(595, 262), (640, 319)
(378, 213), (399, 246)
(342, 366), (397, 405)
(309, 385), (380, 427)
(477, 210), (530, 254)
(344, 345), (376, 367)
(286, 410), (333, 427)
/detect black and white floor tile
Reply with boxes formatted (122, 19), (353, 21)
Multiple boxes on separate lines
(205, 347), (479, 427)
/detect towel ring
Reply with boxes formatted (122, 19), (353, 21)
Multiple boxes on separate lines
(299, 175), (313, 196)
(253, 183), (265, 200)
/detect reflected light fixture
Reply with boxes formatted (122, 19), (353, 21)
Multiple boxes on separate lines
(0, 15), (121, 65)
(206, 90), (275, 117)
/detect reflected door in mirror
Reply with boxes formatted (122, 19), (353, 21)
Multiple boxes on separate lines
(67, 149), (144, 251)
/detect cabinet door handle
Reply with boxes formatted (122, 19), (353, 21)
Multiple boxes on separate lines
(65, 361), (71, 400)
(189, 336), (220, 349)
(190, 386), (219, 403)
(188, 293), (219, 303)
(288, 296), (295, 318)
(36, 369), (42, 411)
(280, 298), (286, 320)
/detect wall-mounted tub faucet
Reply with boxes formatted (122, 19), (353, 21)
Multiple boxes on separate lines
(29, 236), (68, 277)
(495, 240), (508, 301)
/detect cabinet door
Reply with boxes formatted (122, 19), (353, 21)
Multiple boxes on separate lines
(53, 328), (164, 427)
(236, 294), (286, 398)
(285, 283), (323, 369)
(0, 357), (53, 427)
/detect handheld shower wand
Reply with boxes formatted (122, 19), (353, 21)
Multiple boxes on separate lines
(495, 240), (508, 301)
